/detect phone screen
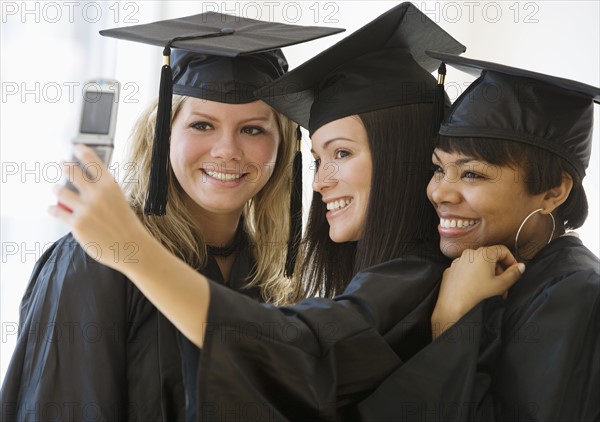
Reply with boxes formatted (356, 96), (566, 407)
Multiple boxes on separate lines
(80, 92), (115, 135)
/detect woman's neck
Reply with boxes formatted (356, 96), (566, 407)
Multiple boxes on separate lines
(515, 227), (566, 262)
(182, 196), (243, 247)
(194, 210), (244, 284)
(197, 212), (242, 247)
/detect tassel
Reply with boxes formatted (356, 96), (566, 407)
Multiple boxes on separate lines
(431, 62), (447, 139)
(144, 49), (173, 215)
(285, 126), (303, 278)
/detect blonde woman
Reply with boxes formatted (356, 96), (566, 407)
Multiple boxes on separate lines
(0, 13), (340, 421)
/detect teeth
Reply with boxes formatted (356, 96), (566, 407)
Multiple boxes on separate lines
(205, 170), (243, 182)
(440, 218), (477, 229)
(326, 199), (352, 211)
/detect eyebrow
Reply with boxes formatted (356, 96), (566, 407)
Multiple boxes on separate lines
(432, 151), (479, 166)
(239, 115), (273, 123)
(188, 111), (217, 120)
(187, 111), (273, 124)
(310, 137), (356, 154)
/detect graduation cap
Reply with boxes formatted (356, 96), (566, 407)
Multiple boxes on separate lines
(255, 2), (466, 136)
(427, 51), (600, 178)
(100, 12), (343, 215)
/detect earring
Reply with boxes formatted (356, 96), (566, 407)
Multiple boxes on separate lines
(515, 208), (556, 260)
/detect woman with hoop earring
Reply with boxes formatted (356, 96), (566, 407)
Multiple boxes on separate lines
(357, 52), (600, 421)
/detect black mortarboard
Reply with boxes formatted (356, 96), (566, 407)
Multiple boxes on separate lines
(100, 12), (343, 215)
(255, 2), (466, 136)
(427, 51), (600, 178)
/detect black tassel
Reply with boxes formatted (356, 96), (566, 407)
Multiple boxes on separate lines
(285, 126), (303, 277)
(431, 62), (447, 139)
(144, 49), (173, 215)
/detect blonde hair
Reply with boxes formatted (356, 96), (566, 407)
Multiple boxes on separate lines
(121, 95), (296, 305)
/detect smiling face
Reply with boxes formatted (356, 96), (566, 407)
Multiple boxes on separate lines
(427, 148), (552, 259)
(311, 116), (372, 243)
(169, 98), (280, 220)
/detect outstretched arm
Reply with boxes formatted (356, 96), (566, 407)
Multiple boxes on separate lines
(49, 145), (210, 347)
(46, 147), (446, 419)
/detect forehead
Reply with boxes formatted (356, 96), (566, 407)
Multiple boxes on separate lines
(311, 116), (367, 150)
(181, 97), (275, 119)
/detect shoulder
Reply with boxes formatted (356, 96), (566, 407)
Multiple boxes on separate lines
(548, 235), (597, 263)
(343, 247), (448, 304)
(337, 251), (447, 332)
(35, 232), (128, 281)
(20, 233), (130, 316)
(348, 248), (448, 290)
(508, 236), (599, 318)
(528, 236), (599, 288)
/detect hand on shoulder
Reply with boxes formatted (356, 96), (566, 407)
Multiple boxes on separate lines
(432, 245), (525, 339)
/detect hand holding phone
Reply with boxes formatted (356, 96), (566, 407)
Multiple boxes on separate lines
(63, 79), (120, 194)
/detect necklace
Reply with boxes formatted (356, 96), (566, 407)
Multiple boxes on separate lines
(207, 220), (245, 258)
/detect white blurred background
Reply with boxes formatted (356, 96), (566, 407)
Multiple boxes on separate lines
(1, 1), (599, 383)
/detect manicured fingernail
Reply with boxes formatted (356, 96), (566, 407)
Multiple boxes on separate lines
(517, 263), (526, 274)
(58, 202), (73, 213)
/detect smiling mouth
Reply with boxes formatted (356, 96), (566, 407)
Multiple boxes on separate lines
(203, 169), (245, 182)
(440, 218), (479, 229)
(326, 198), (353, 211)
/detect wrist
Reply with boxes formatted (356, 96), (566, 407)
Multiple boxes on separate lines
(432, 302), (467, 324)
(431, 302), (469, 338)
(114, 227), (161, 278)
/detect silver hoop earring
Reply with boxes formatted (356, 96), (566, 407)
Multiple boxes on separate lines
(515, 208), (556, 260)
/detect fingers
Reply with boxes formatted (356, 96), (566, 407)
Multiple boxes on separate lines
(458, 245), (519, 269)
(495, 262), (526, 292)
(67, 145), (111, 193)
(50, 145), (113, 221)
(489, 244), (519, 269)
(53, 183), (80, 213)
(446, 246), (526, 300)
(48, 203), (74, 224)
(72, 144), (104, 168)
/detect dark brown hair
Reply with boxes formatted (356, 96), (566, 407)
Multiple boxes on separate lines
(295, 103), (442, 299)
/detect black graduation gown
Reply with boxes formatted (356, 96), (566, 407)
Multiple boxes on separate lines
(180, 237), (261, 422)
(355, 235), (600, 422)
(0, 233), (259, 422)
(195, 252), (448, 421)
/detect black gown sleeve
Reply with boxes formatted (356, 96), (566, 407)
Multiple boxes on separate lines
(355, 297), (505, 422)
(196, 254), (446, 421)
